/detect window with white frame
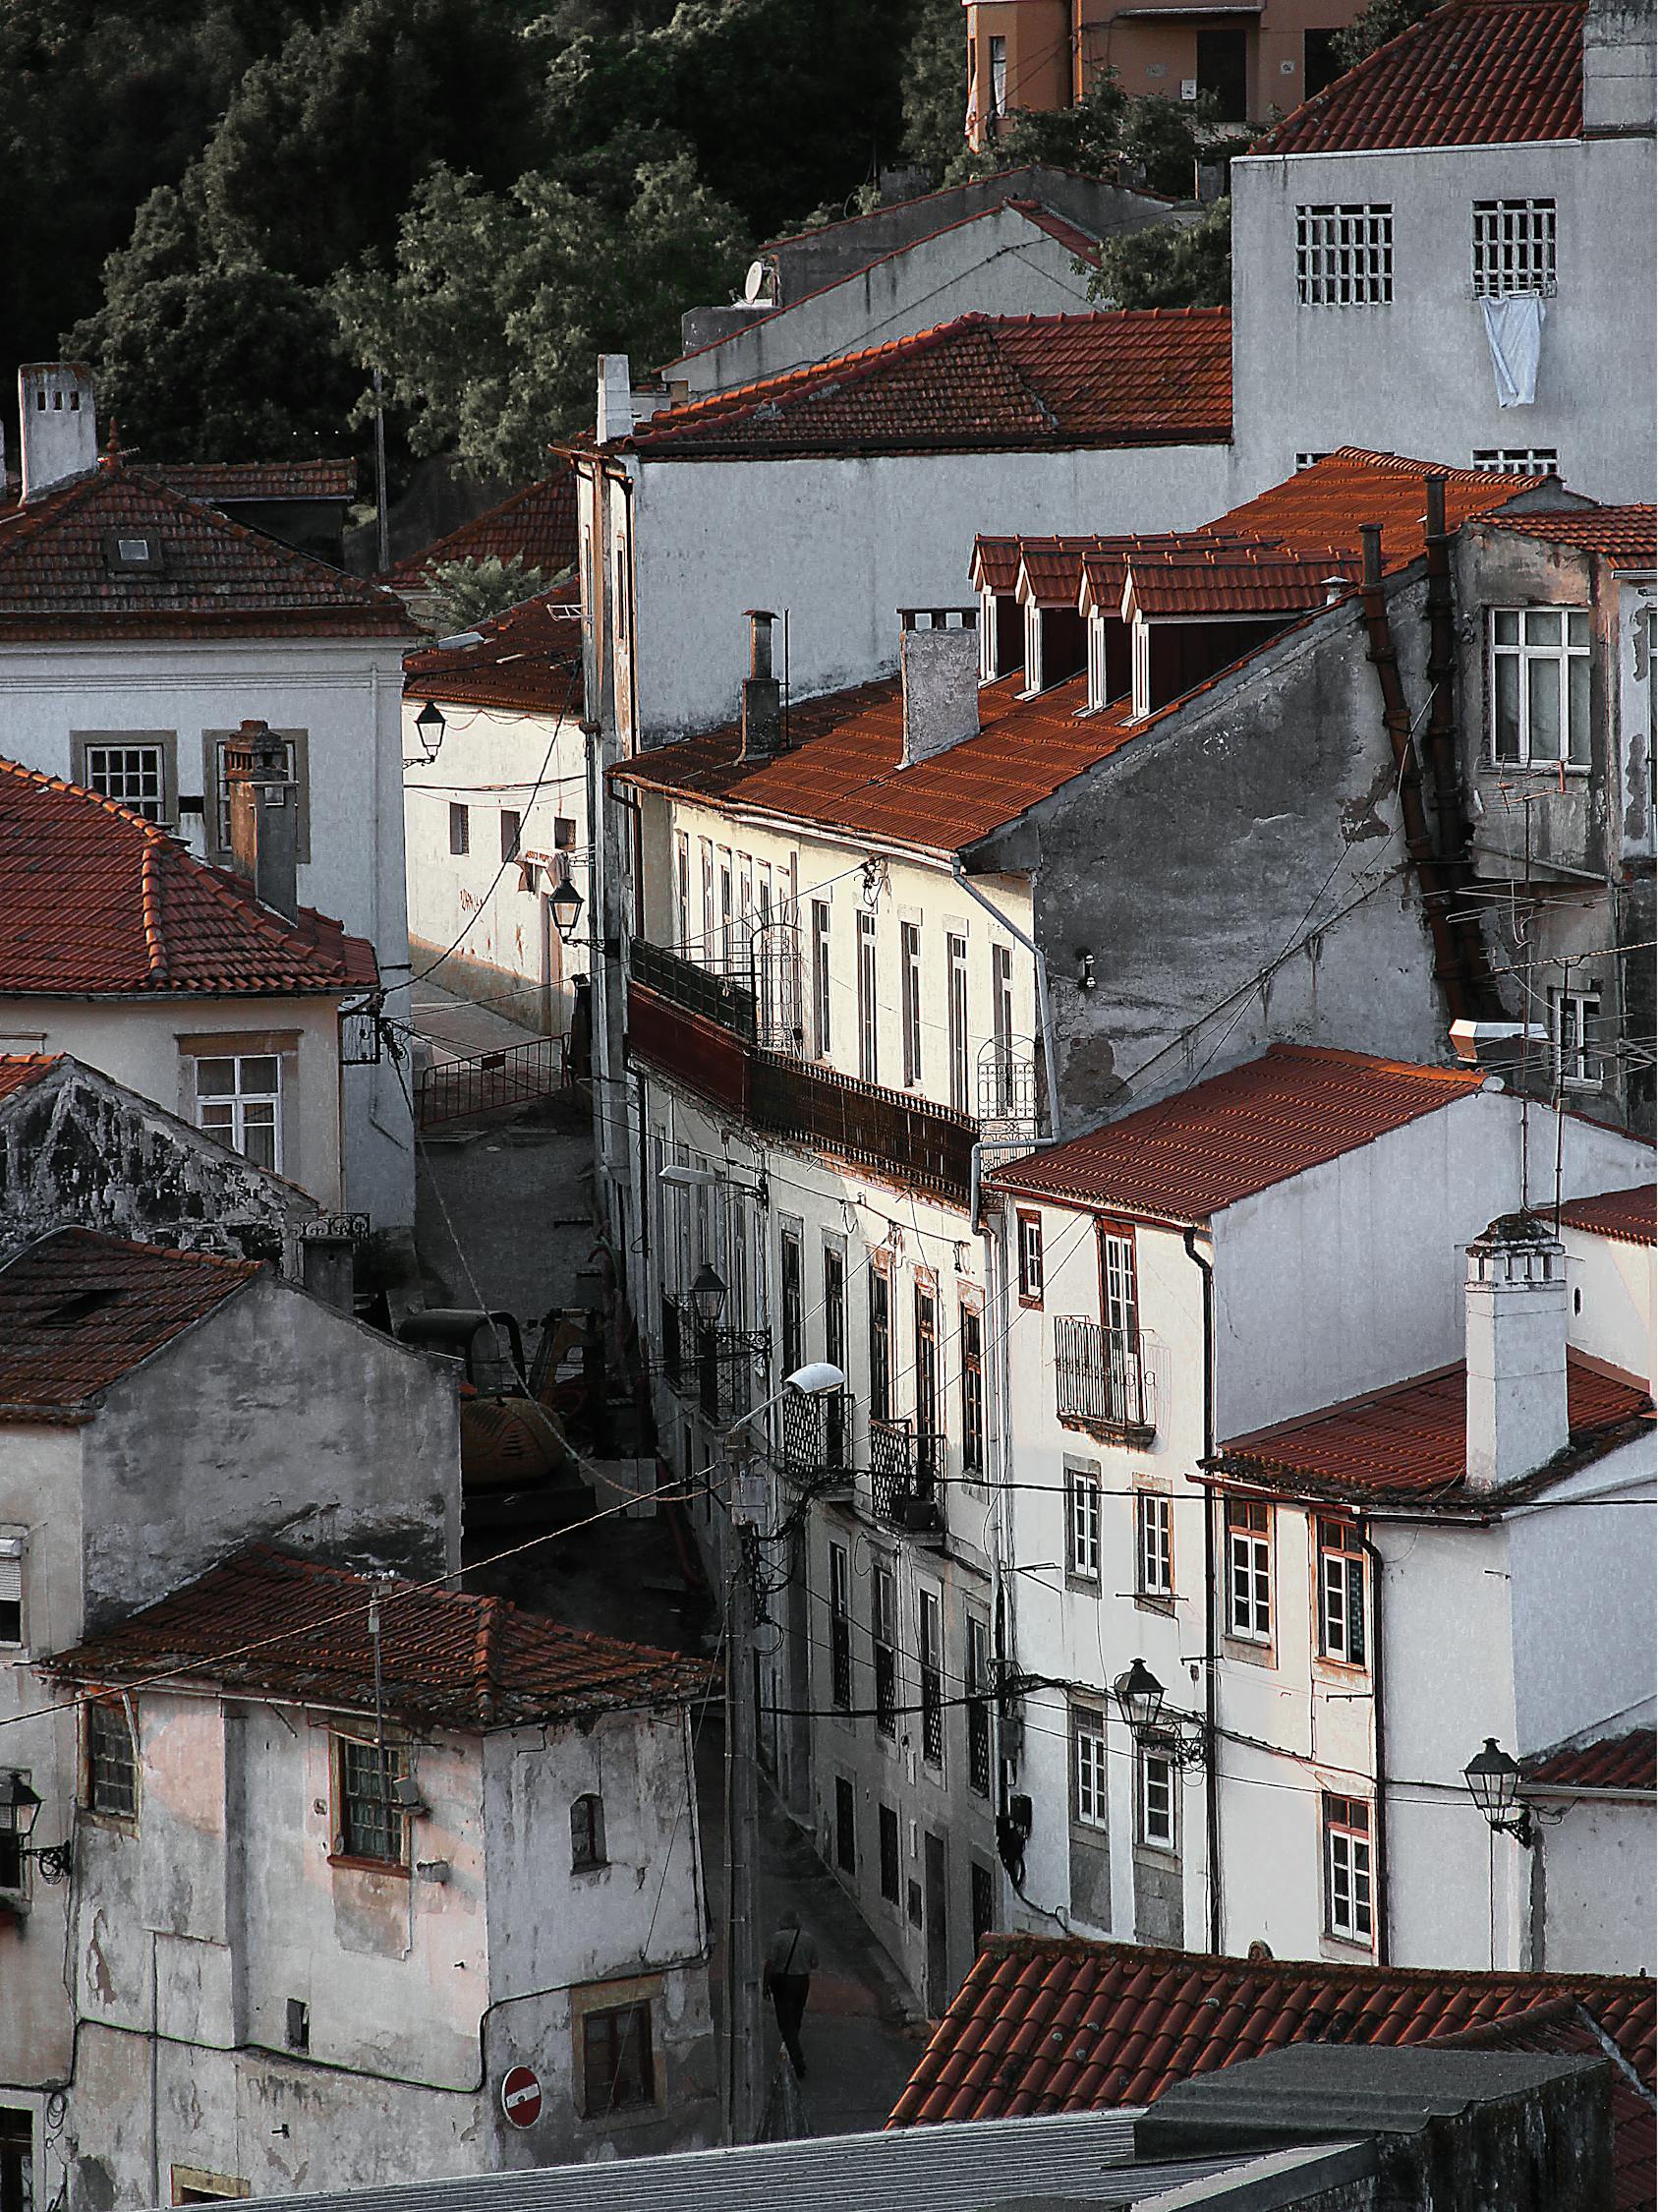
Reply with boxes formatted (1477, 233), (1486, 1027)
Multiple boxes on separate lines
(991, 944), (1015, 1112)
(0, 1536), (22, 1645)
(1295, 204), (1393, 305)
(1471, 199), (1556, 298)
(1072, 1705), (1108, 1828)
(1323, 1792), (1373, 1944)
(1473, 447), (1559, 474)
(1490, 608), (1590, 766)
(1067, 1465), (1102, 1582)
(674, 832), (690, 951)
(811, 899), (832, 1056)
(1317, 1518), (1367, 1665)
(1100, 1225), (1138, 1338)
(699, 840), (715, 965)
(989, 31), (1007, 113)
(195, 1054), (281, 1173)
(1136, 1489), (1173, 1601)
(946, 932), (970, 1114)
(79, 738), (168, 823)
(1139, 1747), (1176, 1849)
(1551, 986), (1603, 1090)
(1016, 1210), (1044, 1305)
(857, 911), (879, 1083)
(1226, 1497), (1273, 1642)
(900, 921), (923, 1087)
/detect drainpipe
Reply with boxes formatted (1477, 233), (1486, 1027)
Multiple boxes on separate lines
(1420, 476), (1465, 868)
(949, 859), (1062, 1141)
(1359, 1528), (1390, 1966)
(1183, 1227), (1222, 1953)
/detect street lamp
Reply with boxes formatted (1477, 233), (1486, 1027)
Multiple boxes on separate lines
(547, 873), (585, 944)
(689, 1264), (728, 1331)
(1112, 1658), (1208, 1766)
(412, 699), (446, 762)
(0, 1771), (71, 1884)
(1463, 1737), (1535, 1846)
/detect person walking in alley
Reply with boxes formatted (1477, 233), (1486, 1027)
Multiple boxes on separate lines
(764, 1909), (820, 2078)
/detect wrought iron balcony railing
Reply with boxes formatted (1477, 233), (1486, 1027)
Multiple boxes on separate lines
(869, 1415), (940, 1531)
(629, 937), (756, 1041)
(658, 1295), (768, 1424)
(750, 1056), (975, 1203)
(779, 1387), (855, 1487)
(1053, 1317), (1158, 1440)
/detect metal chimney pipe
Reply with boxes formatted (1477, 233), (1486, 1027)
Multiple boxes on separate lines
(1360, 524), (1384, 591)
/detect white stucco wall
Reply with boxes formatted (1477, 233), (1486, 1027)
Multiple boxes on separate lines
(1229, 137), (1658, 504)
(1559, 1221), (1656, 1383)
(1532, 1791), (1656, 1974)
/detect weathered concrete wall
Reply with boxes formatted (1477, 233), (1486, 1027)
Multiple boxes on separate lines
(1535, 1791), (1657, 1975)
(80, 1269), (461, 1630)
(0, 1057), (316, 1264)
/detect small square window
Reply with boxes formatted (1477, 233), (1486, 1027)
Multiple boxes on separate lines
(1295, 204), (1394, 306)
(553, 816), (577, 849)
(102, 530), (164, 573)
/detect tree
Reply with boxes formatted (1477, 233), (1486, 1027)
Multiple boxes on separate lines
(899, 0), (970, 179)
(1335, 0), (1441, 67)
(333, 154), (750, 476)
(1092, 196), (1231, 309)
(988, 74), (1222, 199)
(429, 555), (559, 631)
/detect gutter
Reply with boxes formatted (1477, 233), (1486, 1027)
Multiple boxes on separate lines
(1183, 1226), (1223, 1953)
(1358, 1527), (1391, 1966)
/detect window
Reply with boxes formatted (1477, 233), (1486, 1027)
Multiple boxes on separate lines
(1072, 1706), (1108, 1829)
(992, 945), (1014, 1112)
(1471, 199), (1556, 297)
(965, 1613), (992, 1798)
(857, 911), (879, 1082)
(900, 922), (923, 1087)
(829, 1542), (853, 1711)
(1226, 1498), (1273, 1643)
(1324, 1794), (1374, 1945)
(1016, 1211), (1044, 1306)
(448, 802), (469, 855)
(582, 2000), (655, 2114)
(913, 1283), (939, 1480)
(1490, 608), (1590, 766)
(699, 840), (715, 964)
(1473, 447), (1559, 474)
(571, 1791), (607, 1870)
(812, 900), (832, 1056)
(1295, 450), (1334, 471)
(988, 31), (1006, 113)
(879, 1803), (901, 1902)
(868, 1268), (891, 1423)
(1316, 1518), (1367, 1665)
(333, 1734), (408, 1865)
(0, 1787), (24, 1892)
(1099, 1225), (1138, 1339)
(1295, 204), (1394, 306)
(1, 2109), (32, 2212)
(500, 809), (522, 863)
(1551, 987), (1603, 1090)
(82, 741), (167, 823)
(674, 833), (690, 951)
(779, 1226), (804, 1379)
(1067, 1467), (1102, 1583)
(195, 1055), (280, 1174)
(824, 1243), (847, 1467)
(873, 1561), (897, 1739)
(918, 1590), (944, 1768)
(718, 851), (733, 963)
(1139, 1749), (1176, 1849)
(834, 1775), (857, 1873)
(285, 1999), (310, 2054)
(959, 1306), (985, 1478)
(0, 1540), (22, 1646)
(971, 1858), (997, 1950)
(946, 933), (969, 1114)
(1136, 1490), (1173, 1601)
(86, 1699), (138, 1819)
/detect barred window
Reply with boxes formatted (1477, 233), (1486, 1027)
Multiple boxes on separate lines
(334, 1734), (408, 1865)
(86, 1700), (138, 1819)
(1295, 204), (1393, 305)
(1472, 447), (1559, 475)
(85, 743), (166, 823)
(1471, 199), (1556, 298)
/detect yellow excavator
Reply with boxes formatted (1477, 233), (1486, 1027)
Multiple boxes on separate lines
(395, 1308), (598, 1502)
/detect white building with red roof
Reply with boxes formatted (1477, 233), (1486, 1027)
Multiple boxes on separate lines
(1230, 0), (1655, 502)
(983, 1044), (1653, 1980)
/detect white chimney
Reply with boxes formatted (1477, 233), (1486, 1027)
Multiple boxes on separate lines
(899, 610), (981, 768)
(1465, 1214), (1570, 1493)
(20, 364), (97, 499)
(597, 353), (634, 444)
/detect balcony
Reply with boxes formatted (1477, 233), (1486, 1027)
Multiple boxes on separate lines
(1053, 1317), (1158, 1443)
(778, 1386), (855, 1491)
(659, 1294), (768, 1424)
(869, 1415), (940, 1532)
(630, 937), (756, 1041)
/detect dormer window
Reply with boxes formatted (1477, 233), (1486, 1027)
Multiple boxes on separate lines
(102, 530), (163, 573)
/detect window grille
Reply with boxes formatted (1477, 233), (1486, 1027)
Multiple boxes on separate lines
(966, 1615), (992, 1797)
(1295, 204), (1394, 305)
(85, 743), (166, 823)
(1472, 447), (1558, 474)
(873, 1563), (897, 1739)
(1471, 199), (1556, 298)
(86, 1702), (138, 1819)
(918, 1590), (944, 1768)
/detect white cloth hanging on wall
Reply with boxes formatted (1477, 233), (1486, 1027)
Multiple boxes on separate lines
(1482, 294), (1546, 407)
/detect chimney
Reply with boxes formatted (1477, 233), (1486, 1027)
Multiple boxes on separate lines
(739, 611), (781, 764)
(225, 721), (300, 921)
(597, 353), (634, 444)
(899, 609), (981, 768)
(300, 1231), (356, 1314)
(1583, 0), (1655, 133)
(1464, 1214), (1570, 1493)
(19, 364), (96, 500)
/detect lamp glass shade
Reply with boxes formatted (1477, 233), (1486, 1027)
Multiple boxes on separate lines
(548, 875), (585, 942)
(689, 1263), (727, 1329)
(413, 700), (446, 759)
(783, 1362), (845, 1397)
(0, 1773), (42, 1838)
(1463, 1737), (1521, 1820)
(1112, 1658), (1165, 1737)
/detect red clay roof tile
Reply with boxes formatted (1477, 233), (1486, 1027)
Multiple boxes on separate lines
(0, 458), (411, 641)
(1481, 506), (1658, 567)
(0, 757), (378, 998)
(889, 1934), (1654, 2212)
(1525, 1729), (1658, 1793)
(45, 1543), (715, 1733)
(1254, 0), (1585, 154)
(404, 595), (582, 714)
(147, 459), (358, 503)
(1123, 548), (1362, 618)
(1554, 1184), (1658, 1245)
(990, 1044), (1490, 1223)
(0, 1228), (257, 1418)
(382, 467), (578, 589)
(0, 1054), (59, 1105)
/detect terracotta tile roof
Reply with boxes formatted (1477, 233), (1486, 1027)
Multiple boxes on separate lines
(1123, 548), (1362, 618)
(1213, 445), (1552, 567)
(890, 1938), (1655, 2169)
(1016, 538), (1102, 607)
(1525, 1729), (1658, 1793)
(0, 1228), (257, 1418)
(404, 595), (582, 714)
(1481, 506), (1658, 568)
(382, 468), (578, 589)
(1008, 199), (1103, 263)
(45, 1544), (715, 1733)
(147, 459), (358, 503)
(1554, 1184), (1658, 1245)
(0, 757), (378, 998)
(1218, 1349), (1653, 1505)
(1253, 0), (1585, 155)
(619, 310), (1232, 460)
(612, 671), (1145, 854)
(0, 1053), (58, 1105)
(0, 459), (412, 641)
(990, 1044), (1490, 1223)
(971, 538), (1023, 594)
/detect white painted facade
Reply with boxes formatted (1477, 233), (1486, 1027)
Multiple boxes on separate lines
(0, 635), (416, 1226)
(402, 690), (592, 1037)
(1229, 132), (1657, 504)
(993, 1088), (1655, 1976)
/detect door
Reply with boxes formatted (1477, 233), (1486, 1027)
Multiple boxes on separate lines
(1195, 26), (1248, 118)
(924, 1830), (949, 2014)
